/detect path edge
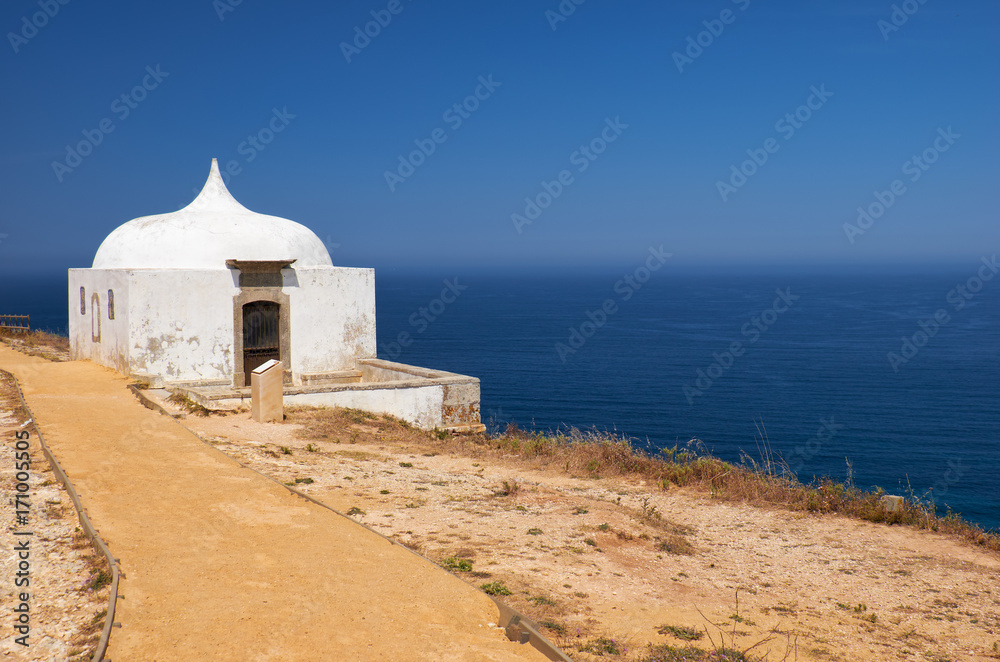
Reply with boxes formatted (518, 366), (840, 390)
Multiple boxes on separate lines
(5, 369), (121, 662)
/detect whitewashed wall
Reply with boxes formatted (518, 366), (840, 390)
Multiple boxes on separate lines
(288, 267), (376, 378)
(69, 266), (376, 386)
(286, 384), (445, 429)
(126, 270), (238, 382)
(68, 269), (131, 375)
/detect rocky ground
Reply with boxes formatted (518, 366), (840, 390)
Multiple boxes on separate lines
(168, 401), (1000, 662)
(0, 371), (110, 661)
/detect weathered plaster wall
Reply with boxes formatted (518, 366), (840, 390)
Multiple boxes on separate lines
(126, 270), (237, 383)
(288, 267), (376, 378)
(286, 384), (445, 429)
(68, 269), (131, 375)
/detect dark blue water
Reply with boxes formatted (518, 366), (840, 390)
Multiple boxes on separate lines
(376, 268), (999, 533)
(4, 268), (998, 531)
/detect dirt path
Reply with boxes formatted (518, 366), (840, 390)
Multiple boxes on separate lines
(0, 347), (552, 662)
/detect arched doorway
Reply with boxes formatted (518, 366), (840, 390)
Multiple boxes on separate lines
(242, 301), (280, 385)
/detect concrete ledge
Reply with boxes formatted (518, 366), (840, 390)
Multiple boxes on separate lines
(300, 370), (362, 385)
(128, 385), (186, 419)
(168, 359), (484, 429)
(358, 358), (472, 381)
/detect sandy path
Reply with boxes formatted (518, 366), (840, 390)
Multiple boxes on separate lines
(0, 347), (552, 662)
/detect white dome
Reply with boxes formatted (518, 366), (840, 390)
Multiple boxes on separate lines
(92, 159), (333, 270)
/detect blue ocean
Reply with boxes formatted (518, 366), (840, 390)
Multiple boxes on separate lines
(5, 266), (998, 531)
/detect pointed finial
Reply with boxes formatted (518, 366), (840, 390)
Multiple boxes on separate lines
(182, 158), (249, 212)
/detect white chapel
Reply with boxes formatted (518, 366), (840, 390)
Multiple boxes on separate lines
(69, 159), (483, 430)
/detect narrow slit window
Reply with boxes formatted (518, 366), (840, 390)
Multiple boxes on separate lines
(80, 287), (86, 314)
(108, 289), (115, 320)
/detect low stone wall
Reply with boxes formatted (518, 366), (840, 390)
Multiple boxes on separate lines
(174, 359), (484, 431)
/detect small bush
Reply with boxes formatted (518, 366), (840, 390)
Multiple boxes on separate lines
(540, 620), (565, 634)
(657, 534), (694, 556)
(495, 480), (519, 497)
(442, 557), (473, 572)
(480, 581), (512, 596)
(85, 569), (112, 592)
(581, 637), (622, 656)
(657, 624), (703, 641)
(640, 644), (712, 661)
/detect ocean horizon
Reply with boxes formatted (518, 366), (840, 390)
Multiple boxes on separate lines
(3, 263), (998, 531)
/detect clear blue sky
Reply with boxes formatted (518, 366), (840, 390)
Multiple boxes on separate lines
(0, 0), (996, 276)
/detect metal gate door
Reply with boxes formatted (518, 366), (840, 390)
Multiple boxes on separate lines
(243, 301), (280, 386)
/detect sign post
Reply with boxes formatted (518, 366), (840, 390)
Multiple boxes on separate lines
(251, 359), (284, 423)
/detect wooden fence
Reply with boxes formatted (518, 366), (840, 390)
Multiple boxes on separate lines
(0, 315), (30, 333)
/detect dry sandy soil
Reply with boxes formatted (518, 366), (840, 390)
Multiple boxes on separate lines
(165, 401), (1000, 662)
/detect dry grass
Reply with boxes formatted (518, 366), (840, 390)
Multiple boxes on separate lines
(479, 424), (1000, 554)
(65, 528), (112, 659)
(0, 328), (70, 360)
(286, 407), (1000, 556)
(167, 392), (213, 417)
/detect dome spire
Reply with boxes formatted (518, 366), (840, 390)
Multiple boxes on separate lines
(91, 159), (333, 270)
(182, 158), (250, 213)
